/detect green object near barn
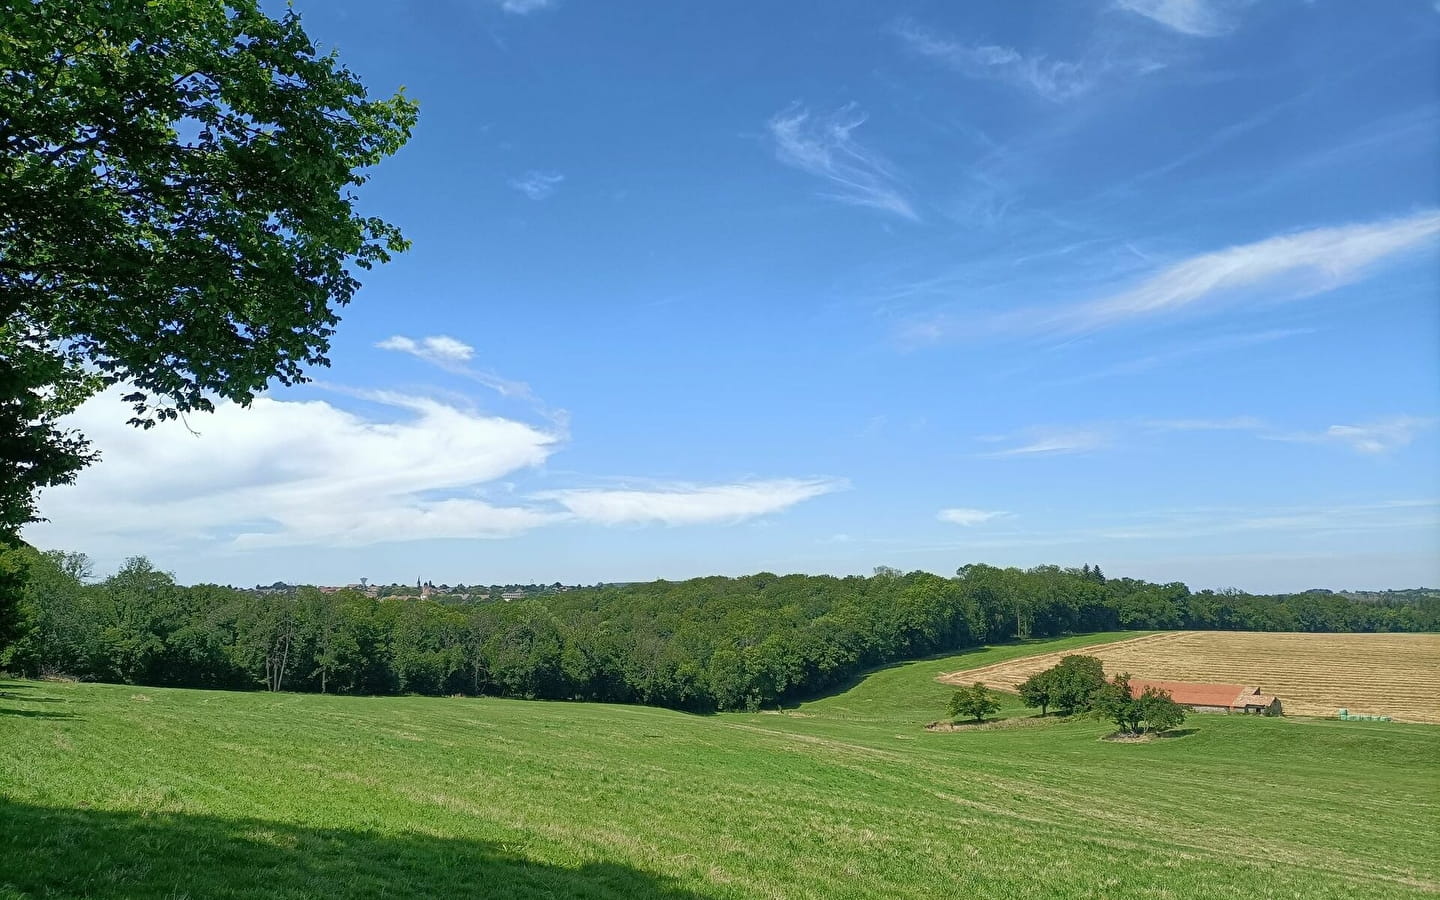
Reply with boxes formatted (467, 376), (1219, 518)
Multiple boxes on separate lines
(1337, 708), (1392, 722)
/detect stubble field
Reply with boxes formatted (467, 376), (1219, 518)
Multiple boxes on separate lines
(939, 630), (1440, 722)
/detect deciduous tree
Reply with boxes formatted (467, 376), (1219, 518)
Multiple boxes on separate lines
(0, 0), (417, 533)
(1095, 674), (1186, 735)
(1050, 654), (1106, 714)
(1018, 668), (1055, 716)
(1137, 686), (1186, 734)
(948, 682), (1001, 723)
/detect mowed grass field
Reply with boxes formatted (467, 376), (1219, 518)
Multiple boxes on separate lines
(940, 631), (1440, 722)
(3, 632), (1438, 900)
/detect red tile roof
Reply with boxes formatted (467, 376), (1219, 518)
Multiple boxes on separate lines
(1128, 679), (1258, 709)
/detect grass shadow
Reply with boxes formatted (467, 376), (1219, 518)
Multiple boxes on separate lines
(0, 707), (77, 719)
(1155, 727), (1199, 739)
(0, 799), (712, 899)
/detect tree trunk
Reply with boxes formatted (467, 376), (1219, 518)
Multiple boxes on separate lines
(275, 632), (290, 692)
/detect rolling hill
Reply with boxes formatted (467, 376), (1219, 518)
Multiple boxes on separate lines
(3, 633), (1436, 899)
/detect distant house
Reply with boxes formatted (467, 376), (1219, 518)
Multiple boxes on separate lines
(1128, 680), (1282, 716)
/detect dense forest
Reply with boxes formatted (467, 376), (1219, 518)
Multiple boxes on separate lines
(3, 545), (1436, 712)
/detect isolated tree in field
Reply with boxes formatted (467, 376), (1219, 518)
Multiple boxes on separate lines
(1137, 686), (1186, 734)
(948, 682), (1001, 723)
(1095, 674), (1187, 735)
(1049, 655), (1107, 714)
(1018, 668), (1055, 715)
(1017, 655), (1105, 717)
(0, 0), (418, 543)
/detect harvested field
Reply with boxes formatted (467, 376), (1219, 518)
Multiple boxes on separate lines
(939, 631), (1440, 723)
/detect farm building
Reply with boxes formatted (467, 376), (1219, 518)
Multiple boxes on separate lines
(1129, 680), (1283, 716)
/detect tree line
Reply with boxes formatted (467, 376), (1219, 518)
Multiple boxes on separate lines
(2, 546), (1436, 712)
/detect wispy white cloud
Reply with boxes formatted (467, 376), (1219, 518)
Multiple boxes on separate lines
(960, 211), (1440, 338)
(1270, 417), (1437, 454)
(1069, 211), (1440, 330)
(1092, 499), (1440, 542)
(981, 427), (1111, 457)
(495, 0), (554, 15)
(767, 104), (917, 220)
(1061, 328), (1313, 383)
(891, 20), (1102, 102)
(377, 334), (475, 365)
(538, 478), (848, 526)
(980, 414), (1434, 462)
(937, 507), (1009, 526)
(1115, 0), (1240, 37)
(377, 334), (542, 407)
(1143, 416), (1265, 432)
(509, 170), (564, 200)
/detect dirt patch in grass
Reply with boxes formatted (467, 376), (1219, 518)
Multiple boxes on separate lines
(1100, 728), (1197, 743)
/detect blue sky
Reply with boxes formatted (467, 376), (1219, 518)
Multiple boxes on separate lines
(29, 0), (1440, 592)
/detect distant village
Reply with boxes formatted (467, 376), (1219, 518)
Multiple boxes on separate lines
(246, 579), (601, 602)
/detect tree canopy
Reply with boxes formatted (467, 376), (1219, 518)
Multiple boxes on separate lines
(948, 682), (1001, 723)
(1095, 674), (1188, 736)
(5, 558), (1433, 711)
(0, 0), (417, 537)
(1018, 655), (1107, 716)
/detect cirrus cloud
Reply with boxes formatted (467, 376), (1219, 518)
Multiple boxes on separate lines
(937, 507), (1009, 526)
(1115, 0), (1241, 37)
(509, 170), (565, 200)
(767, 104), (917, 221)
(1269, 416), (1437, 455)
(538, 478), (848, 526)
(377, 333), (540, 405)
(908, 211), (1440, 343)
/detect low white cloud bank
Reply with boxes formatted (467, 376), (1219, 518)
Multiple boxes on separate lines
(27, 390), (839, 556)
(28, 390), (563, 555)
(539, 479), (848, 526)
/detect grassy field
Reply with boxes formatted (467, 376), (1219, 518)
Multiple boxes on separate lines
(3, 631), (1437, 899)
(940, 630), (1440, 722)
